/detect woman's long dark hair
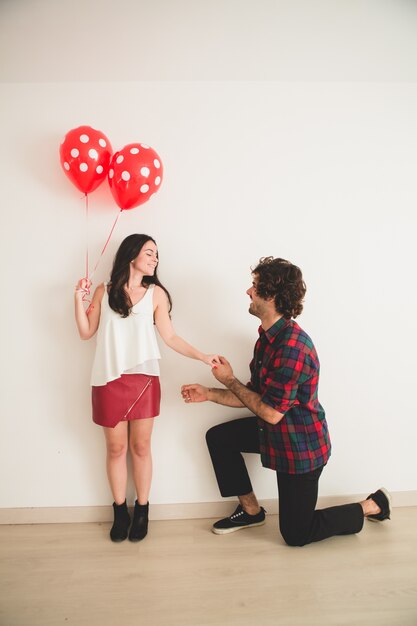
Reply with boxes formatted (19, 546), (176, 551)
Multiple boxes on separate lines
(108, 234), (172, 318)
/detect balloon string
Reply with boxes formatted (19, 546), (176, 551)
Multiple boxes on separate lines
(81, 193), (90, 304)
(89, 209), (122, 282)
(85, 193), (89, 280)
(78, 200), (121, 305)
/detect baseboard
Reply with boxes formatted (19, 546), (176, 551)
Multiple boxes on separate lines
(1, 490), (416, 525)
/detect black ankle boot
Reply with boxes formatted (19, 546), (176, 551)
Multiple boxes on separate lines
(129, 500), (149, 542)
(110, 500), (131, 542)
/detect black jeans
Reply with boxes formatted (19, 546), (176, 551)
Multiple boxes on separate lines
(206, 416), (364, 546)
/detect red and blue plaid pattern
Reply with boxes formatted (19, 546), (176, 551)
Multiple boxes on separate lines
(248, 317), (331, 474)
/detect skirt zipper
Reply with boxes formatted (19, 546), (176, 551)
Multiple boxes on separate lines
(123, 378), (153, 419)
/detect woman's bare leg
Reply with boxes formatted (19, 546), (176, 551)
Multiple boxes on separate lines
(129, 418), (154, 504)
(103, 421), (129, 504)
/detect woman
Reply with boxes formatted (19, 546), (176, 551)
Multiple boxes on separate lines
(75, 234), (219, 543)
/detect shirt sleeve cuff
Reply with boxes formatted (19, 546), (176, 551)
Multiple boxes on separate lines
(261, 393), (292, 415)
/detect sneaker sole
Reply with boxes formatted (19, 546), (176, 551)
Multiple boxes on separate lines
(211, 519), (266, 535)
(367, 487), (392, 522)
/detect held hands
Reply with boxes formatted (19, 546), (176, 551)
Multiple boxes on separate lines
(181, 384), (209, 403)
(211, 356), (235, 386)
(181, 357), (234, 404)
(202, 354), (221, 367)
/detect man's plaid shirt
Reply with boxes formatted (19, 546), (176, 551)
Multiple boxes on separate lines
(248, 317), (331, 474)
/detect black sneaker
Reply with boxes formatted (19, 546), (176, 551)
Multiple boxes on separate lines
(366, 487), (392, 522)
(212, 504), (266, 534)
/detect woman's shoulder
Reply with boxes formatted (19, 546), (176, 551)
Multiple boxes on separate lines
(152, 284), (169, 305)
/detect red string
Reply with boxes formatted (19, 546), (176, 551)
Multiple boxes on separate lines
(80, 193), (90, 304)
(85, 193), (89, 281)
(78, 196), (122, 305)
(89, 209), (122, 281)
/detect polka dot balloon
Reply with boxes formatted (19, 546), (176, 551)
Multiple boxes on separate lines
(108, 143), (163, 210)
(59, 126), (113, 194)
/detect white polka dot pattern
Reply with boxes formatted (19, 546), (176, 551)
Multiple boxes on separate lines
(108, 142), (164, 210)
(59, 125), (113, 194)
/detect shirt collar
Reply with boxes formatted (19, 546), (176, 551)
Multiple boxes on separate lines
(258, 317), (289, 343)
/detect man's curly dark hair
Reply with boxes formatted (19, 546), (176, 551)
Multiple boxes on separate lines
(252, 257), (306, 319)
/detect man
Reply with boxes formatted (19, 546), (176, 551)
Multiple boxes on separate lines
(181, 257), (390, 546)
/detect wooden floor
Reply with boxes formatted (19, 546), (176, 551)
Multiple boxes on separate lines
(1, 507), (417, 626)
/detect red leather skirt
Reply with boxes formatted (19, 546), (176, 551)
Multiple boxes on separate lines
(92, 374), (161, 428)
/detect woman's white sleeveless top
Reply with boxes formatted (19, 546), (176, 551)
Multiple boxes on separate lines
(91, 285), (161, 386)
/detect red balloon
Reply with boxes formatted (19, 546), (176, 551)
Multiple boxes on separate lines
(108, 143), (163, 210)
(59, 126), (112, 194)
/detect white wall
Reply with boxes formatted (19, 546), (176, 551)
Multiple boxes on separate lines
(1, 1), (416, 509)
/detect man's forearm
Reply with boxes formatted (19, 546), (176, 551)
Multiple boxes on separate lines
(225, 377), (283, 425)
(207, 387), (245, 407)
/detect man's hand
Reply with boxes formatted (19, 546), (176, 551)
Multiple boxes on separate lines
(211, 356), (235, 386)
(181, 384), (209, 403)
